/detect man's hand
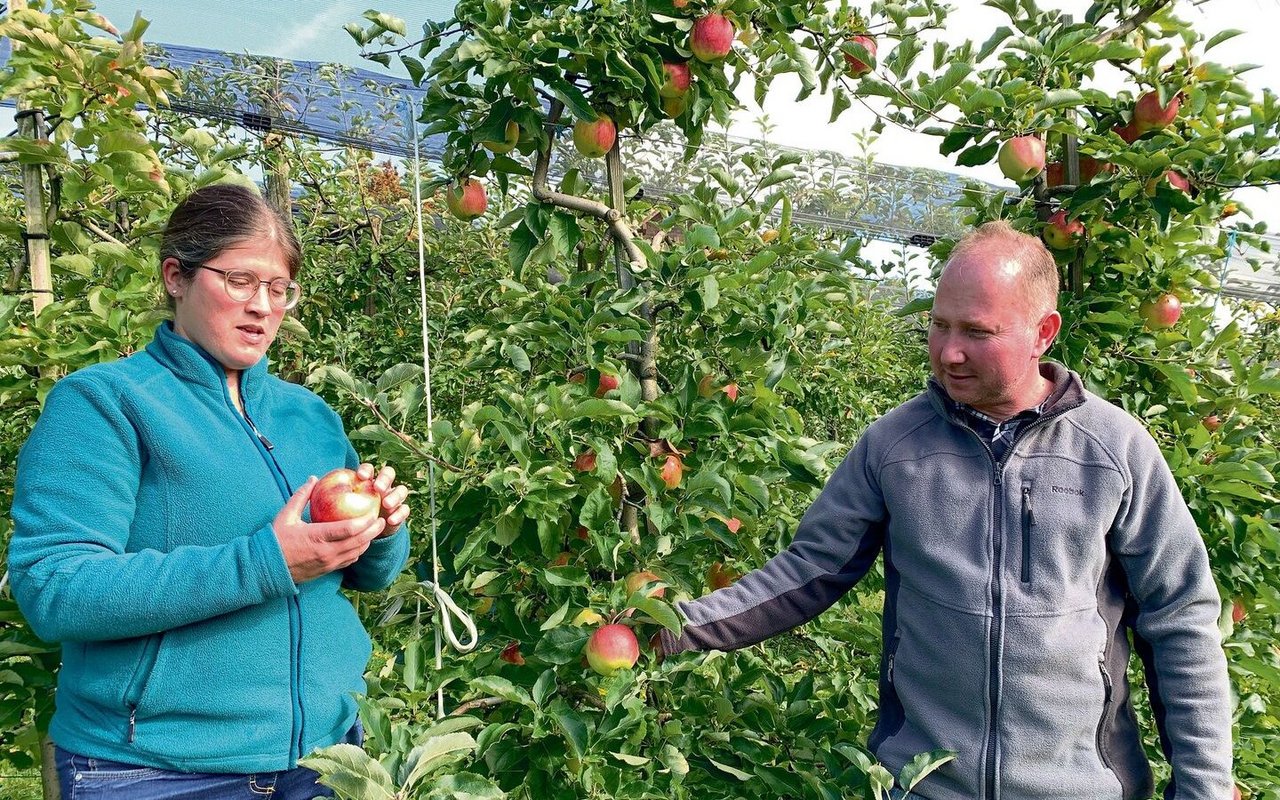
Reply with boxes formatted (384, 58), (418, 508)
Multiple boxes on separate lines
(274, 477), (387, 583)
(357, 462), (411, 537)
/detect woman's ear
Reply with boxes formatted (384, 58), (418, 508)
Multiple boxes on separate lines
(161, 257), (185, 299)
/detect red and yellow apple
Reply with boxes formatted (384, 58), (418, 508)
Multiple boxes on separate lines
(310, 468), (383, 523)
(660, 454), (684, 490)
(585, 623), (640, 675)
(573, 114), (616, 158)
(997, 135), (1045, 183)
(625, 570), (665, 600)
(660, 62), (692, 98)
(574, 450), (598, 473)
(1140, 293), (1182, 329)
(707, 561), (740, 590)
(1042, 210), (1084, 250)
(596, 373), (620, 396)
(445, 178), (487, 220)
(481, 120), (520, 154)
(690, 13), (734, 62)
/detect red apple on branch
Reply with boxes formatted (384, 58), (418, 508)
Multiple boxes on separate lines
(1113, 122), (1140, 144)
(690, 13), (734, 62)
(1140, 293), (1182, 329)
(997, 135), (1045, 183)
(310, 468), (384, 523)
(1201, 414), (1221, 432)
(596, 372), (620, 397)
(585, 624), (640, 675)
(1231, 598), (1247, 624)
(1133, 90), (1181, 134)
(573, 114), (616, 158)
(843, 34), (877, 78)
(660, 455), (684, 490)
(445, 178), (487, 220)
(707, 561), (740, 590)
(660, 62), (692, 98)
(1042, 210), (1084, 250)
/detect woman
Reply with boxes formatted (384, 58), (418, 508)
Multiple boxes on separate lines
(7, 183), (411, 799)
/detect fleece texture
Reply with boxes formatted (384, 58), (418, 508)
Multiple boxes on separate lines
(8, 322), (409, 772)
(660, 364), (1231, 800)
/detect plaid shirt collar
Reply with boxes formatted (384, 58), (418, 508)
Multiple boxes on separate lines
(954, 400), (1047, 457)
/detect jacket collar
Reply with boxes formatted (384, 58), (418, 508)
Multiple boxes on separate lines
(145, 322), (269, 405)
(927, 361), (1085, 425)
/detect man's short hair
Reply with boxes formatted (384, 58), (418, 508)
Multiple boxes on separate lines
(945, 220), (1060, 315)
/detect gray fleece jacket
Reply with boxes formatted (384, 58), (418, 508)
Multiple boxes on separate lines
(660, 364), (1232, 800)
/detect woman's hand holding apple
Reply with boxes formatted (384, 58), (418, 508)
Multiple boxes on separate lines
(273, 477), (387, 583)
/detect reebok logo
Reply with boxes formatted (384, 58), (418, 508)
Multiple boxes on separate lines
(1052, 485), (1085, 497)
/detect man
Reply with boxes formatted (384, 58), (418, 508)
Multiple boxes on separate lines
(658, 221), (1232, 799)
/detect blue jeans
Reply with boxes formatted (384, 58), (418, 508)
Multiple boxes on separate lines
(54, 722), (363, 800)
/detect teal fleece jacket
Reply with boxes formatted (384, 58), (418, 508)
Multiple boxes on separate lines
(7, 322), (409, 772)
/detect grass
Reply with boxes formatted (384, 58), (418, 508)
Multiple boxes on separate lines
(0, 762), (42, 800)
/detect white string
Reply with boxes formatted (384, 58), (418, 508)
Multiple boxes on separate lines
(406, 93), (477, 721)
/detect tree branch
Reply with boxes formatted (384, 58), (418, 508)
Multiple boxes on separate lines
(1092, 0), (1174, 46)
(530, 100), (648, 274)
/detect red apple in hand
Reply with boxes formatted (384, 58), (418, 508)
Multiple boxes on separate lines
(585, 624), (640, 675)
(310, 468), (383, 522)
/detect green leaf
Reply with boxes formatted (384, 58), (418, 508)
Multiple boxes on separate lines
(427, 773), (505, 799)
(571, 398), (638, 420)
(1204, 29), (1244, 52)
(300, 744), (395, 800)
(898, 749), (957, 791)
(469, 675), (533, 707)
(707, 756), (752, 780)
(629, 597), (681, 633)
(553, 707), (589, 758)
(532, 625), (590, 665)
(686, 224), (720, 249)
(400, 732), (477, 793)
(1035, 88), (1084, 111)
(955, 139), (999, 168)
(509, 222), (537, 272)
(547, 77), (596, 122)
(503, 342), (531, 372)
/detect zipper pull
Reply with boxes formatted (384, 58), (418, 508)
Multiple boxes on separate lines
(128, 707), (137, 743)
(887, 652), (896, 683)
(1023, 486), (1034, 524)
(1098, 655), (1113, 702)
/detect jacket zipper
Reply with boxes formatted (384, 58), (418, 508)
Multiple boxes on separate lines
(239, 396), (303, 762)
(1020, 485), (1034, 584)
(950, 402), (1077, 800)
(123, 633), (164, 743)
